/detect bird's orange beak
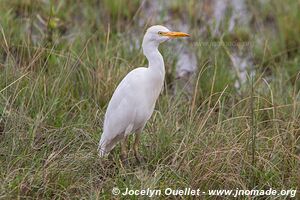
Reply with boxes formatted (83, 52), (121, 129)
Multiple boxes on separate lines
(161, 31), (190, 38)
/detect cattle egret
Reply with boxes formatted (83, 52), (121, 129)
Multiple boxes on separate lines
(98, 25), (190, 162)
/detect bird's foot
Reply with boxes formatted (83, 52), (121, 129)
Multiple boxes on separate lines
(120, 155), (129, 165)
(135, 154), (146, 165)
(121, 159), (130, 166)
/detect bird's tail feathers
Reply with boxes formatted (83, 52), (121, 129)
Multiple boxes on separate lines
(98, 137), (108, 157)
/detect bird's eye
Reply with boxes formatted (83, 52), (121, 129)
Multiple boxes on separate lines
(158, 31), (163, 35)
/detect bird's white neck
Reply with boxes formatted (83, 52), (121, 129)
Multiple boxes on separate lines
(142, 41), (165, 78)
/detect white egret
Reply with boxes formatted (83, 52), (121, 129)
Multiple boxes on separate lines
(98, 25), (190, 162)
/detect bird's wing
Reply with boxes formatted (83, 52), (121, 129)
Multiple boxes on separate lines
(101, 67), (147, 141)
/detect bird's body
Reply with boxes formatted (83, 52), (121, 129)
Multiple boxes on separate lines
(99, 67), (164, 153)
(98, 25), (189, 160)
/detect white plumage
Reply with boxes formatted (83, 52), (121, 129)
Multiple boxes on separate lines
(98, 25), (189, 161)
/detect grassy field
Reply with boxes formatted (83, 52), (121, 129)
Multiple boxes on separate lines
(0, 0), (299, 199)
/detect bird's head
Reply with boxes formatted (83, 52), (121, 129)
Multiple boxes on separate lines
(143, 25), (190, 46)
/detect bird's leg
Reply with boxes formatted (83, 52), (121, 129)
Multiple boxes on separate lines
(133, 133), (144, 164)
(120, 135), (128, 163)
